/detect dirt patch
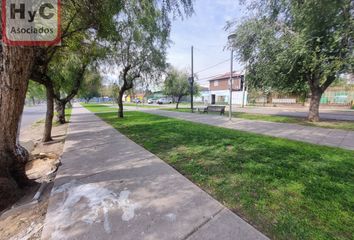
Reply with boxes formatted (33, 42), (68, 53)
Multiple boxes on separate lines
(0, 121), (69, 240)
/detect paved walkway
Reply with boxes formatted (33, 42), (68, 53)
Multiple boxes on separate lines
(140, 109), (354, 150)
(42, 105), (268, 240)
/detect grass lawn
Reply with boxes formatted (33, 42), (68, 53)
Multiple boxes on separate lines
(123, 103), (160, 108)
(164, 108), (354, 131)
(85, 104), (353, 240)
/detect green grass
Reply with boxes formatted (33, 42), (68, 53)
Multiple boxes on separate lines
(84, 106), (354, 240)
(165, 108), (354, 131)
(123, 103), (159, 108)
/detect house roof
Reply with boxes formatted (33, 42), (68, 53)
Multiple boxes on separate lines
(207, 72), (242, 81)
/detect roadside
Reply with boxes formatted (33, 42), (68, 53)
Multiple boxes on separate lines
(165, 108), (354, 131)
(21, 104), (47, 129)
(0, 110), (71, 240)
(84, 104), (354, 239)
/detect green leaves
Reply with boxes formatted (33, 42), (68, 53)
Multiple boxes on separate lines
(228, 0), (353, 94)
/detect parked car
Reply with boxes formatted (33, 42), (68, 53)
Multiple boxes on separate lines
(133, 98), (142, 103)
(147, 99), (156, 104)
(157, 98), (172, 104)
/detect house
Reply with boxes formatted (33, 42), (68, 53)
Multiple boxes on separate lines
(208, 72), (247, 105)
(194, 86), (210, 103)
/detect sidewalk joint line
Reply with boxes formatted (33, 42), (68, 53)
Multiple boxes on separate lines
(182, 207), (224, 240)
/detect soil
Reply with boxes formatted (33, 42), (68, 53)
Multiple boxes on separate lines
(0, 120), (69, 240)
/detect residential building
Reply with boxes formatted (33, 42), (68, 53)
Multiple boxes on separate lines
(208, 72), (247, 105)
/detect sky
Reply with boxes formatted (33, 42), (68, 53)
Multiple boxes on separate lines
(167, 0), (247, 87)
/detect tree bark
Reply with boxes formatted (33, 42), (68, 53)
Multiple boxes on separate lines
(55, 99), (66, 124)
(43, 83), (54, 142)
(0, 46), (35, 210)
(117, 88), (125, 118)
(176, 96), (182, 109)
(308, 87), (323, 122)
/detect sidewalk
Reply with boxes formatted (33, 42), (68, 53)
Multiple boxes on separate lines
(141, 109), (354, 150)
(41, 105), (268, 240)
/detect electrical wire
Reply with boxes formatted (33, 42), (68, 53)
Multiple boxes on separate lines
(195, 58), (230, 74)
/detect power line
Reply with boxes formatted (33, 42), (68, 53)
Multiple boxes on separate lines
(195, 58), (230, 74)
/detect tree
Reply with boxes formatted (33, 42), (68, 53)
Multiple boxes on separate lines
(109, 0), (194, 118)
(227, 0), (354, 121)
(164, 68), (199, 109)
(0, 0), (123, 209)
(31, 0), (122, 140)
(0, 45), (36, 209)
(78, 70), (102, 103)
(27, 81), (46, 105)
(51, 42), (103, 124)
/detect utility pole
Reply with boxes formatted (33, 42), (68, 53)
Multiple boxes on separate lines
(241, 63), (247, 108)
(191, 45), (194, 113)
(229, 50), (234, 120)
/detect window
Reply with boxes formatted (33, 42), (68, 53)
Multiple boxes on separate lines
(213, 80), (219, 87)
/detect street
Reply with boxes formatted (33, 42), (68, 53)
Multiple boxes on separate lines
(21, 105), (46, 129)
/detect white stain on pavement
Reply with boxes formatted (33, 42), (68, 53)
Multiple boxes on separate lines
(118, 190), (140, 221)
(164, 213), (177, 222)
(48, 180), (140, 239)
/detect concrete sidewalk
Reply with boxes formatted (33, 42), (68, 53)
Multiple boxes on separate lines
(41, 105), (268, 240)
(141, 109), (354, 150)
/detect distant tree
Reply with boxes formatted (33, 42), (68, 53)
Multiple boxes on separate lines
(164, 68), (200, 109)
(79, 70), (102, 103)
(27, 81), (46, 105)
(227, 0), (354, 121)
(109, 0), (194, 118)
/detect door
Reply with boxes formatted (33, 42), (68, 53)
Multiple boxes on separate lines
(211, 94), (216, 104)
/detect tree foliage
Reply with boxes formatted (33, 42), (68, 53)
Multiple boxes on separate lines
(27, 81), (46, 105)
(78, 70), (102, 103)
(227, 0), (354, 121)
(164, 67), (199, 109)
(108, 0), (194, 117)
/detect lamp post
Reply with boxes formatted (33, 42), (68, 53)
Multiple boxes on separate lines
(229, 50), (234, 120)
(190, 46), (194, 113)
(228, 34), (237, 120)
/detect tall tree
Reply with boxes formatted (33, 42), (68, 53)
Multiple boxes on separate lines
(227, 0), (354, 121)
(51, 42), (103, 124)
(0, 0), (123, 209)
(109, 0), (193, 118)
(31, 0), (123, 140)
(0, 45), (36, 209)
(164, 67), (199, 109)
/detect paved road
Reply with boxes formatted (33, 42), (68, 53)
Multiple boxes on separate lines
(21, 105), (46, 129)
(42, 105), (268, 240)
(231, 106), (354, 121)
(141, 109), (354, 151)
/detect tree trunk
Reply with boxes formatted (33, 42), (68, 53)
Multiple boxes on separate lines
(55, 99), (66, 124)
(308, 89), (322, 122)
(117, 88), (125, 118)
(0, 46), (35, 210)
(176, 96), (182, 109)
(43, 84), (54, 142)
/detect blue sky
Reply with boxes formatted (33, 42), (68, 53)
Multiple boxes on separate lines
(167, 0), (247, 86)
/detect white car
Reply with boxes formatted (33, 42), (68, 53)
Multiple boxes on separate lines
(157, 98), (172, 104)
(147, 99), (156, 104)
